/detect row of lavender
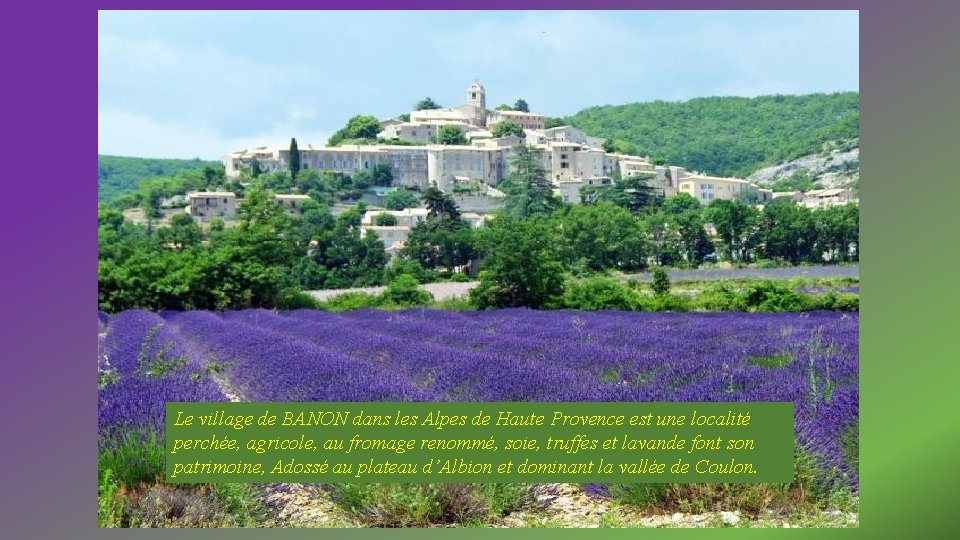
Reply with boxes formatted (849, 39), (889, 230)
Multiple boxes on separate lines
(98, 310), (226, 444)
(97, 309), (858, 490)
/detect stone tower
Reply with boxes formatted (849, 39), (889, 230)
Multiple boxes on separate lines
(466, 82), (486, 127)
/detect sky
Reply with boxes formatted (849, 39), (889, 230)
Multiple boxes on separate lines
(98, 10), (859, 160)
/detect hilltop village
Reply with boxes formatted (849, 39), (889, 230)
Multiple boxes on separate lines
(191, 82), (856, 253)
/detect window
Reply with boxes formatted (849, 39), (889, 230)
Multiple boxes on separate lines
(561, 162), (569, 169)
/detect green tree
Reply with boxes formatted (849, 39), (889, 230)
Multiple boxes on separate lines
(498, 145), (559, 222)
(402, 220), (476, 273)
(544, 117), (565, 129)
(642, 211), (681, 266)
(513, 98), (530, 112)
(328, 115), (381, 146)
(651, 267), (671, 296)
(157, 213), (202, 250)
(374, 213), (398, 226)
(288, 138), (300, 179)
(552, 202), (647, 271)
(582, 174), (659, 214)
(705, 199), (759, 262)
(371, 164), (394, 187)
(98, 204), (125, 232)
(250, 159), (262, 178)
(663, 193), (701, 215)
(383, 189), (420, 210)
(674, 210), (714, 266)
(436, 125), (467, 145)
(470, 219), (565, 309)
(421, 185), (461, 222)
(492, 121), (526, 139)
(414, 97), (441, 110)
(495, 104), (513, 111)
(813, 204), (859, 262)
(384, 257), (436, 284)
(757, 199), (818, 264)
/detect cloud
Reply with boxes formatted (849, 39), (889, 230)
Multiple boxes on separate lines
(98, 11), (858, 158)
(98, 109), (331, 160)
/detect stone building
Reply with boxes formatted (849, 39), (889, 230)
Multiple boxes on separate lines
(188, 192), (237, 222)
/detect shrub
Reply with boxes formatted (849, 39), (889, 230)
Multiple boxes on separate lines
(559, 277), (644, 311)
(695, 282), (748, 311)
(643, 293), (691, 312)
(374, 213), (398, 226)
(814, 291), (859, 312)
(320, 292), (382, 312)
(444, 271), (471, 283)
(651, 267), (671, 296)
(275, 288), (321, 310)
(384, 258), (437, 284)
(744, 281), (809, 312)
(380, 274), (433, 307)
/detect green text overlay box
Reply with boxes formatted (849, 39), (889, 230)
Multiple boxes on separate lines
(165, 402), (794, 484)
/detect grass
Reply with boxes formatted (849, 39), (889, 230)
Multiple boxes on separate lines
(98, 430), (166, 488)
(601, 368), (622, 383)
(748, 352), (794, 368)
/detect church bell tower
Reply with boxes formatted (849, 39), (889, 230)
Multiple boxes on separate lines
(466, 81), (486, 127)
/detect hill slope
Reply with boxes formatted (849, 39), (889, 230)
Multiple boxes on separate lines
(564, 92), (859, 178)
(98, 155), (220, 202)
(749, 146), (859, 193)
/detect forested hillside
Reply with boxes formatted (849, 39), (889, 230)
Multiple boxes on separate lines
(98, 155), (220, 202)
(564, 92), (859, 178)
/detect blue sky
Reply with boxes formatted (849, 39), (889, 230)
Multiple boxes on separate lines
(98, 10), (859, 160)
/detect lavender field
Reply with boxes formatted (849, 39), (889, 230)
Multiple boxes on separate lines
(98, 308), (858, 525)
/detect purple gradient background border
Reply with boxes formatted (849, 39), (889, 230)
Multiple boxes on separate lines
(4, 1), (958, 538)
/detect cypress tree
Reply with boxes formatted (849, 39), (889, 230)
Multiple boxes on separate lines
(289, 137), (300, 179)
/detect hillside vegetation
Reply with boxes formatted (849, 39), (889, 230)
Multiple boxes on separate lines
(565, 92), (859, 178)
(98, 155), (220, 202)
